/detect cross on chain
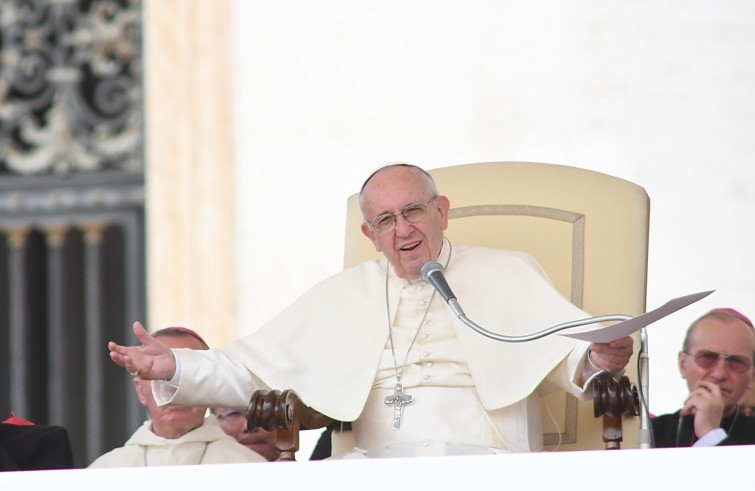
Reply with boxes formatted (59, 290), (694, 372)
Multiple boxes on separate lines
(384, 383), (413, 430)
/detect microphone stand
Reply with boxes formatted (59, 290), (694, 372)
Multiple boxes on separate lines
(424, 263), (633, 342)
(423, 260), (662, 448)
(638, 327), (652, 449)
(449, 298), (655, 448)
(451, 298), (631, 343)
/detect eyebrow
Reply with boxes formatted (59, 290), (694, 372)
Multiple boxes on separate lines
(374, 199), (428, 217)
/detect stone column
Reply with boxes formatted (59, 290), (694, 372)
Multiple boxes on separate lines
(82, 222), (106, 463)
(144, 0), (237, 349)
(6, 227), (31, 417)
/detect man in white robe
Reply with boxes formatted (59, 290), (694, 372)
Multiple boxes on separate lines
(109, 164), (633, 456)
(91, 328), (266, 467)
(88, 415), (266, 467)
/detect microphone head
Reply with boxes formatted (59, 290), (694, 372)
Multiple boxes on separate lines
(421, 261), (444, 282)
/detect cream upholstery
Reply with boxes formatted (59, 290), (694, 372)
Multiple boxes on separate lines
(343, 161), (649, 450)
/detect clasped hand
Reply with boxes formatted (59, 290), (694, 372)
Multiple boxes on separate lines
(681, 381), (725, 438)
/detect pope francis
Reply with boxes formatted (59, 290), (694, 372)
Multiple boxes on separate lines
(109, 163), (633, 457)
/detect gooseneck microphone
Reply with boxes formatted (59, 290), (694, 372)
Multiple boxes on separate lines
(420, 261), (465, 318)
(419, 260), (632, 343)
(420, 261), (701, 451)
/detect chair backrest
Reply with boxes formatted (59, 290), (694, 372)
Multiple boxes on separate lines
(344, 161), (649, 450)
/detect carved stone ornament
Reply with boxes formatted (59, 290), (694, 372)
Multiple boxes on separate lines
(0, 0), (143, 176)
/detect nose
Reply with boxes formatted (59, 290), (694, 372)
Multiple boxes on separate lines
(393, 214), (414, 236)
(709, 357), (729, 379)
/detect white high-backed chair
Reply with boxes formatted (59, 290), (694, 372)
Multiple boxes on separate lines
(342, 161), (649, 450)
(247, 161), (649, 458)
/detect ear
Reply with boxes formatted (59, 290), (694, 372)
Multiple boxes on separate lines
(134, 378), (148, 407)
(677, 351), (687, 378)
(361, 222), (381, 252)
(437, 195), (451, 231)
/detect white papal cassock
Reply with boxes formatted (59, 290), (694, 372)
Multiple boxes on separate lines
(153, 239), (602, 454)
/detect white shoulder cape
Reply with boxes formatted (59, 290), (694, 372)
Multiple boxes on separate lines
(211, 244), (591, 421)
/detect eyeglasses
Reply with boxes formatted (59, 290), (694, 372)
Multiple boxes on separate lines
(684, 349), (753, 374)
(366, 196), (438, 234)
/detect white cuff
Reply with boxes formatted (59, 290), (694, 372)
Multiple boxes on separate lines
(167, 349), (181, 387)
(582, 349), (604, 386)
(692, 428), (727, 447)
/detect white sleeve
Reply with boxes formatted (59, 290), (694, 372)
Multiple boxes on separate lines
(151, 347), (262, 408)
(539, 342), (593, 400)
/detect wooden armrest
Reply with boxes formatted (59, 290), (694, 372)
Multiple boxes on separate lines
(593, 375), (640, 449)
(246, 389), (335, 461)
(245, 380), (640, 458)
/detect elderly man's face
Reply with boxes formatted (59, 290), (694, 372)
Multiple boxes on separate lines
(679, 317), (755, 413)
(134, 334), (208, 439)
(360, 166), (450, 280)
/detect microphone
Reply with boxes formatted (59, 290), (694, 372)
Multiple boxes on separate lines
(420, 261), (465, 318)
(419, 260), (633, 343)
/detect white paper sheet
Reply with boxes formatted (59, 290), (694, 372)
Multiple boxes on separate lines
(559, 290), (714, 343)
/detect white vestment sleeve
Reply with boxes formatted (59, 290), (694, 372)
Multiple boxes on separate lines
(538, 341), (594, 400)
(152, 347), (263, 408)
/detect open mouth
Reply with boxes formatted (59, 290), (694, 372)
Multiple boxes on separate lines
(400, 241), (421, 252)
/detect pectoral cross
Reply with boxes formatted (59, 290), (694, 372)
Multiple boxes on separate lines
(384, 383), (413, 430)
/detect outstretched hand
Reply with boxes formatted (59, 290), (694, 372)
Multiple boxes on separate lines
(588, 335), (634, 374)
(108, 321), (177, 380)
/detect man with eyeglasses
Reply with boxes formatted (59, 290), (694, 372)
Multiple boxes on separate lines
(108, 163), (633, 457)
(651, 308), (755, 447)
(90, 328), (267, 467)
